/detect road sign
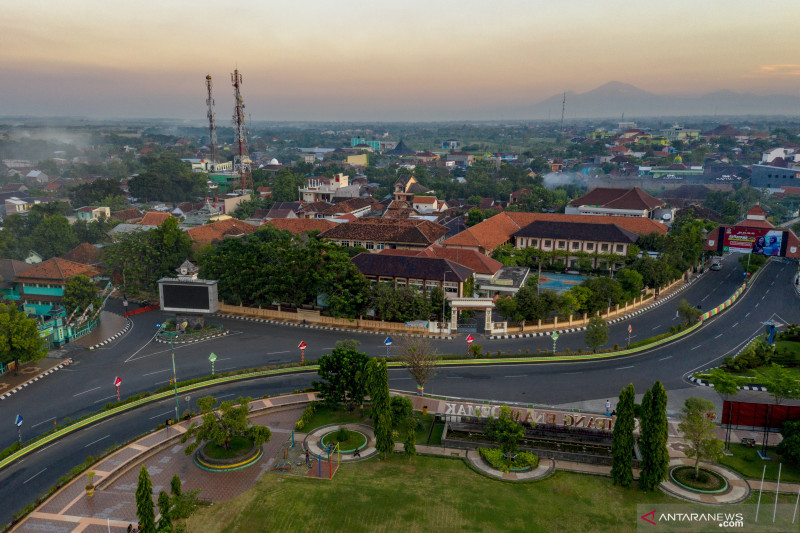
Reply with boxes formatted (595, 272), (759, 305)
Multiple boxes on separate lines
(113, 376), (122, 387)
(465, 334), (474, 344)
(551, 332), (559, 341)
(298, 341), (307, 350)
(14, 414), (22, 427)
(628, 324), (632, 334)
(384, 337), (393, 346)
(208, 353), (217, 362)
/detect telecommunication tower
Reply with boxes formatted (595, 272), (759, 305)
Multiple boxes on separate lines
(205, 75), (217, 170)
(231, 69), (252, 192)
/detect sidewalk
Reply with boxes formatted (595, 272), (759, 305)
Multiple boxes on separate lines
(0, 357), (72, 401)
(70, 310), (128, 348)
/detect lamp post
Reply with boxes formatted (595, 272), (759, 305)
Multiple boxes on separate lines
(157, 323), (181, 422)
(442, 270), (452, 330)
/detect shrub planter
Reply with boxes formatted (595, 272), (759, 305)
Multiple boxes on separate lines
(669, 466), (728, 494)
(194, 438), (263, 472)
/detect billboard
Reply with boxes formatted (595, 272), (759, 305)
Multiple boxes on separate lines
(722, 227), (785, 256)
(158, 279), (219, 314)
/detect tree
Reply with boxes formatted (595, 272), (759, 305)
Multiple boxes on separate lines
(616, 269), (643, 300)
(0, 303), (47, 375)
(484, 405), (525, 455)
(404, 423), (417, 457)
(182, 395), (271, 455)
(368, 358), (394, 458)
(157, 491), (171, 532)
(136, 466), (156, 533)
(584, 315), (609, 352)
(706, 368), (739, 451)
(398, 336), (438, 395)
(639, 382), (669, 491)
(676, 299), (701, 323)
(62, 275), (100, 314)
(755, 363), (800, 456)
(611, 383), (635, 487)
(678, 397), (723, 479)
(312, 340), (370, 407)
(29, 215), (78, 259)
(777, 421), (800, 466)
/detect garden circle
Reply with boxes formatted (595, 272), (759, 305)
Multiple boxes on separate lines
(194, 437), (263, 472)
(320, 428), (368, 453)
(669, 465), (729, 494)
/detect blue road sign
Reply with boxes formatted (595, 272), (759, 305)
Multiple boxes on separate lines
(384, 337), (393, 346)
(15, 414), (23, 427)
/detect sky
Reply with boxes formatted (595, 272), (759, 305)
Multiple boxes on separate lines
(1, 0), (799, 121)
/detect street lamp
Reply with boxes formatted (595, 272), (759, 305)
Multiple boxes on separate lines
(157, 322), (181, 422)
(442, 270), (452, 330)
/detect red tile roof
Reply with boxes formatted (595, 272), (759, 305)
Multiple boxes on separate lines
(60, 243), (103, 266)
(746, 205), (767, 217)
(379, 244), (503, 275)
(568, 187), (663, 211)
(319, 218), (448, 246)
(13, 258), (99, 283)
(442, 212), (667, 253)
(185, 219), (259, 245)
(138, 211), (173, 226)
(265, 218), (337, 235)
(112, 208), (143, 222)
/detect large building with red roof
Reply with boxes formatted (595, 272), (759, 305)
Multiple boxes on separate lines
(565, 187), (667, 219)
(10, 258), (100, 316)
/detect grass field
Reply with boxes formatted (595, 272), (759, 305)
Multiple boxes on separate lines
(718, 443), (800, 482)
(302, 405), (373, 432)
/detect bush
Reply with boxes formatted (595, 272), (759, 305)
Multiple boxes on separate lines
(478, 447), (539, 471)
(295, 401), (320, 431)
(778, 421), (800, 466)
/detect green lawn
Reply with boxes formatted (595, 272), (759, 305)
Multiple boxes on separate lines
(185, 454), (796, 533)
(301, 405), (374, 432)
(322, 430), (367, 451)
(718, 443), (800, 483)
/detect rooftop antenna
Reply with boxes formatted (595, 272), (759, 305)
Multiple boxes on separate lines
(205, 75), (217, 171)
(231, 68), (252, 193)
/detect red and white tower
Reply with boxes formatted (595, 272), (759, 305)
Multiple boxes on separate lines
(205, 74), (217, 170)
(231, 69), (252, 193)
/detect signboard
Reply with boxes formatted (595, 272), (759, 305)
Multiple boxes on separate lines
(383, 337), (393, 346)
(15, 414), (23, 427)
(113, 376), (122, 387)
(158, 279), (219, 314)
(442, 401), (625, 432)
(208, 353), (217, 362)
(551, 332), (559, 341)
(722, 227), (785, 256)
(298, 341), (307, 350)
(465, 334), (474, 344)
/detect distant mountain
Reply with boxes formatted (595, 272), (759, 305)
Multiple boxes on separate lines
(517, 82), (800, 119)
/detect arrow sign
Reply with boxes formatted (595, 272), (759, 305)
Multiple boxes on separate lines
(113, 376), (122, 388)
(551, 332), (559, 341)
(298, 341), (307, 350)
(208, 352), (217, 362)
(14, 414), (22, 427)
(384, 337), (393, 346)
(465, 334), (474, 344)
(628, 324), (632, 334)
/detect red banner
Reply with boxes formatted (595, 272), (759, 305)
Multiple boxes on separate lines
(722, 400), (800, 430)
(722, 227), (784, 255)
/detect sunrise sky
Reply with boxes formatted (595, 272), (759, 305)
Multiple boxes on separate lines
(1, 0), (798, 121)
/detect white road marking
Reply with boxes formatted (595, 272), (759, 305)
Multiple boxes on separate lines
(149, 410), (174, 420)
(755, 303), (760, 308)
(446, 376), (463, 379)
(94, 394), (118, 404)
(745, 313), (751, 318)
(216, 393), (236, 399)
(732, 323), (739, 327)
(504, 375), (526, 378)
(652, 326), (660, 331)
(23, 468), (46, 484)
(714, 334), (724, 339)
(659, 356), (672, 361)
(142, 369), (170, 377)
(34, 442), (58, 455)
(31, 417), (55, 429)
(73, 387), (101, 397)
(616, 366), (634, 370)
(691, 345), (701, 350)
(701, 295), (709, 301)
(84, 435), (110, 448)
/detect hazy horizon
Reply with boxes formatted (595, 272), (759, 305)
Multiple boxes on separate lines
(2, 1), (799, 121)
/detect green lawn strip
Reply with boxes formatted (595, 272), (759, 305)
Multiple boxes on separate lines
(718, 443), (800, 483)
(300, 405), (373, 432)
(321, 430), (366, 451)
(186, 455), (756, 533)
(774, 339), (800, 358)
(414, 413), (434, 444)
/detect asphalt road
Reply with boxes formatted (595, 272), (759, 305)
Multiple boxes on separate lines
(1, 254), (796, 525)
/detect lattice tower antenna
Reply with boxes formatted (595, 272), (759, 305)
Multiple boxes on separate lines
(231, 68), (251, 192)
(560, 92), (566, 135)
(205, 75), (217, 170)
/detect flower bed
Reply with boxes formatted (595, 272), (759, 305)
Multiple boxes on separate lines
(478, 448), (539, 472)
(670, 466), (728, 493)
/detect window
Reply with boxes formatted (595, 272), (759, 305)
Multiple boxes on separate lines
(396, 279), (407, 287)
(379, 277), (393, 283)
(586, 243), (594, 251)
(444, 282), (458, 294)
(615, 244), (624, 253)
(340, 240), (350, 247)
(365, 242), (374, 250)
(557, 241), (566, 249)
(376, 242), (385, 250)
(531, 239), (538, 247)
(353, 241), (363, 248)
(425, 281), (438, 289)
(601, 243), (609, 252)
(409, 279), (423, 289)
(571, 242), (580, 250)
(543, 240), (551, 247)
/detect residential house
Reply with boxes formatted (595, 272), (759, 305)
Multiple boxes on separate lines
(111, 208), (143, 223)
(264, 218), (337, 235)
(300, 197), (374, 219)
(138, 211), (173, 226)
(351, 253), (473, 297)
(512, 221), (639, 270)
(442, 211), (667, 255)
(12, 258), (100, 317)
(75, 206), (111, 222)
(4, 197), (38, 215)
(565, 187), (667, 219)
(256, 186), (273, 199)
(185, 218), (259, 246)
(393, 175), (433, 202)
(319, 218), (449, 252)
(442, 139), (460, 150)
(0, 259), (34, 304)
(446, 152), (474, 167)
(25, 170), (49, 184)
(299, 173), (360, 202)
(411, 196), (447, 213)
(60, 243), (104, 269)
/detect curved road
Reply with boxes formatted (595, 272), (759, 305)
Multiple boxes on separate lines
(1, 255), (797, 525)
